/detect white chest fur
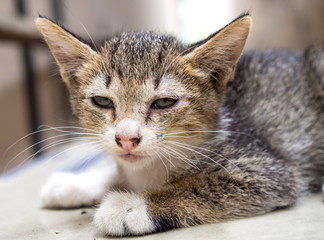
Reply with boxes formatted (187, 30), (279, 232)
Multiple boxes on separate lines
(121, 160), (169, 192)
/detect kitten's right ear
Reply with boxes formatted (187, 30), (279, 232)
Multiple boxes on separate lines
(181, 14), (251, 90)
(35, 17), (98, 85)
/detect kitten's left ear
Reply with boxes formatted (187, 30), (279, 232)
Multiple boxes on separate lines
(36, 17), (98, 86)
(182, 14), (251, 89)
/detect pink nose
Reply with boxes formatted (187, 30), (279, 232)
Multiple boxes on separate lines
(115, 136), (141, 152)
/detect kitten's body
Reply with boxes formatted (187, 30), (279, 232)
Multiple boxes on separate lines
(230, 47), (324, 192)
(36, 15), (324, 236)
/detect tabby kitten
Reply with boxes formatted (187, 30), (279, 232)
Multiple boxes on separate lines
(36, 14), (324, 236)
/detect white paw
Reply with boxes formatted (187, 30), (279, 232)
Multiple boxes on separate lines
(93, 192), (155, 236)
(40, 172), (105, 208)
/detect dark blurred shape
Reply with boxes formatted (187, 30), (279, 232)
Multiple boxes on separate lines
(52, 0), (64, 22)
(15, 0), (42, 155)
(15, 0), (26, 16)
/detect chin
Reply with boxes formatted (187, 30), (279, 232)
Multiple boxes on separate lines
(114, 153), (154, 170)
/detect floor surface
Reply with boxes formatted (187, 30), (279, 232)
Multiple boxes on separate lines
(1, 144), (323, 240)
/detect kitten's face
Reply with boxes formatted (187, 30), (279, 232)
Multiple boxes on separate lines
(36, 16), (250, 169)
(72, 33), (219, 168)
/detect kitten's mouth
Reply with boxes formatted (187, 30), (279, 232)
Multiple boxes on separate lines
(119, 153), (144, 162)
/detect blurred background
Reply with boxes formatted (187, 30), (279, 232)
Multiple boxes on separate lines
(1, 0), (324, 173)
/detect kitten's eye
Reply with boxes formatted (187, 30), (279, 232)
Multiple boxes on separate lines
(91, 96), (114, 109)
(151, 98), (178, 109)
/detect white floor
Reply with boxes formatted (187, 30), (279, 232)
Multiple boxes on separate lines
(1, 144), (323, 240)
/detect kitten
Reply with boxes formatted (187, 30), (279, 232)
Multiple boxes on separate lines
(36, 13), (324, 236)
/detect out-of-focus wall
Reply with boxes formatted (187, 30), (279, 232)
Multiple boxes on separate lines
(0, 0), (52, 173)
(236, 0), (324, 49)
(178, 0), (324, 49)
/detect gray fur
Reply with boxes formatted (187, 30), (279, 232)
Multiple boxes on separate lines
(227, 46), (324, 192)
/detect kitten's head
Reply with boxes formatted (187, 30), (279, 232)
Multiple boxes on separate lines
(36, 14), (251, 169)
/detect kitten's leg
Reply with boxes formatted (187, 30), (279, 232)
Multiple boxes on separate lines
(40, 164), (118, 208)
(93, 163), (298, 236)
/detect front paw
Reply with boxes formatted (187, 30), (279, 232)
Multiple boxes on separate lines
(93, 192), (155, 236)
(40, 172), (104, 208)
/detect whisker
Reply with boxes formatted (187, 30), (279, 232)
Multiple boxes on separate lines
(5, 137), (102, 173)
(80, 22), (99, 52)
(167, 140), (230, 162)
(30, 142), (104, 173)
(162, 145), (200, 170)
(45, 140), (104, 164)
(154, 146), (176, 169)
(167, 140), (241, 172)
(39, 125), (101, 135)
(4, 136), (102, 172)
(162, 145), (215, 168)
(30, 136), (101, 162)
(150, 148), (170, 179)
(166, 141), (231, 175)
(164, 135), (195, 139)
(4, 129), (58, 157)
(4, 125), (101, 157)
(165, 130), (255, 139)
(6, 133), (98, 165)
(62, 145), (105, 172)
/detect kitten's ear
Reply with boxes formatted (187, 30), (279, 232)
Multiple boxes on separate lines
(35, 17), (98, 85)
(182, 14), (251, 89)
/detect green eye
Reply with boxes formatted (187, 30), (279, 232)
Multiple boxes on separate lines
(91, 96), (114, 109)
(151, 98), (178, 110)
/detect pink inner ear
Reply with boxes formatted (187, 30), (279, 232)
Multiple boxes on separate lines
(36, 17), (97, 78)
(220, 37), (248, 62)
(181, 16), (251, 89)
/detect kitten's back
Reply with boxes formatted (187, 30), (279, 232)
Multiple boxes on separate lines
(226, 45), (324, 191)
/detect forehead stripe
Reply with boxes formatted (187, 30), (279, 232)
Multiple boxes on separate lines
(154, 77), (161, 90)
(106, 75), (111, 88)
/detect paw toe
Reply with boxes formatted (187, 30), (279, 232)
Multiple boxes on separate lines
(93, 192), (155, 236)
